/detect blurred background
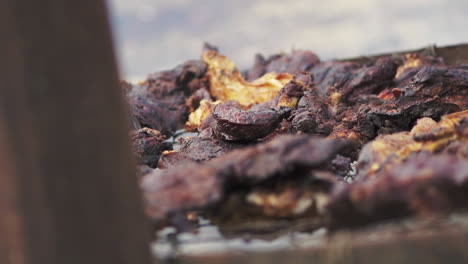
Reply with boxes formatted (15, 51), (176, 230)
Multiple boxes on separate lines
(107, 0), (468, 82)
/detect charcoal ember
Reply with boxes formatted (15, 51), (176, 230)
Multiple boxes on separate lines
(245, 50), (320, 81)
(141, 135), (352, 222)
(130, 128), (172, 168)
(212, 102), (291, 142)
(326, 154), (468, 231)
(158, 137), (242, 169)
(126, 60), (209, 136)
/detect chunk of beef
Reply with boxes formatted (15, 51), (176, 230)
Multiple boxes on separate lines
(212, 102), (291, 142)
(327, 154), (468, 231)
(126, 60), (209, 136)
(245, 50), (320, 81)
(141, 135), (352, 223)
(130, 128), (172, 168)
(158, 137), (242, 169)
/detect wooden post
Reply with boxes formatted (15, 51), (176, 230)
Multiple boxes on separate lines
(0, 1), (152, 264)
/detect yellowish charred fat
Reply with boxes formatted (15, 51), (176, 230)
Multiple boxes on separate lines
(203, 50), (293, 107)
(246, 187), (329, 217)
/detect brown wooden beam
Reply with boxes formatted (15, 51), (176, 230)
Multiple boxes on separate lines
(0, 1), (152, 264)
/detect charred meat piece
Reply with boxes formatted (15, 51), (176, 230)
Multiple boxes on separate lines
(244, 175), (334, 218)
(356, 96), (461, 139)
(308, 58), (397, 104)
(290, 88), (334, 136)
(187, 76), (307, 133)
(141, 135), (352, 222)
(141, 162), (224, 225)
(145, 60), (208, 97)
(185, 87), (212, 113)
(393, 53), (444, 87)
(250, 77), (307, 111)
(356, 131), (416, 178)
(212, 102), (291, 142)
(328, 155), (353, 178)
(158, 137), (242, 169)
(412, 110), (468, 142)
(203, 50), (293, 107)
(130, 128), (172, 168)
(339, 57), (397, 104)
(245, 50), (320, 81)
(207, 173), (338, 230)
(126, 60), (209, 136)
(287, 58), (398, 140)
(128, 46), (468, 233)
(402, 66), (468, 109)
(326, 154), (468, 231)
(309, 61), (361, 97)
(360, 66), (467, 138)
(356, 110), (468, 178)
(217, 135), (353, 183)
(185, 99), (220, 132)
(127, 91), (189, 137)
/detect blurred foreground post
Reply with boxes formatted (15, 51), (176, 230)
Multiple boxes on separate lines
(0, 1), (152, 264)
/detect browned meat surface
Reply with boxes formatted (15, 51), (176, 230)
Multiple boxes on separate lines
(141, 135), (352, 224)
(123, 46), (468, 233)
(130, 128), (172, 168)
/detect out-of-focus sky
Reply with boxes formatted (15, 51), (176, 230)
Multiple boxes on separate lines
(107, 0), (468, 82)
